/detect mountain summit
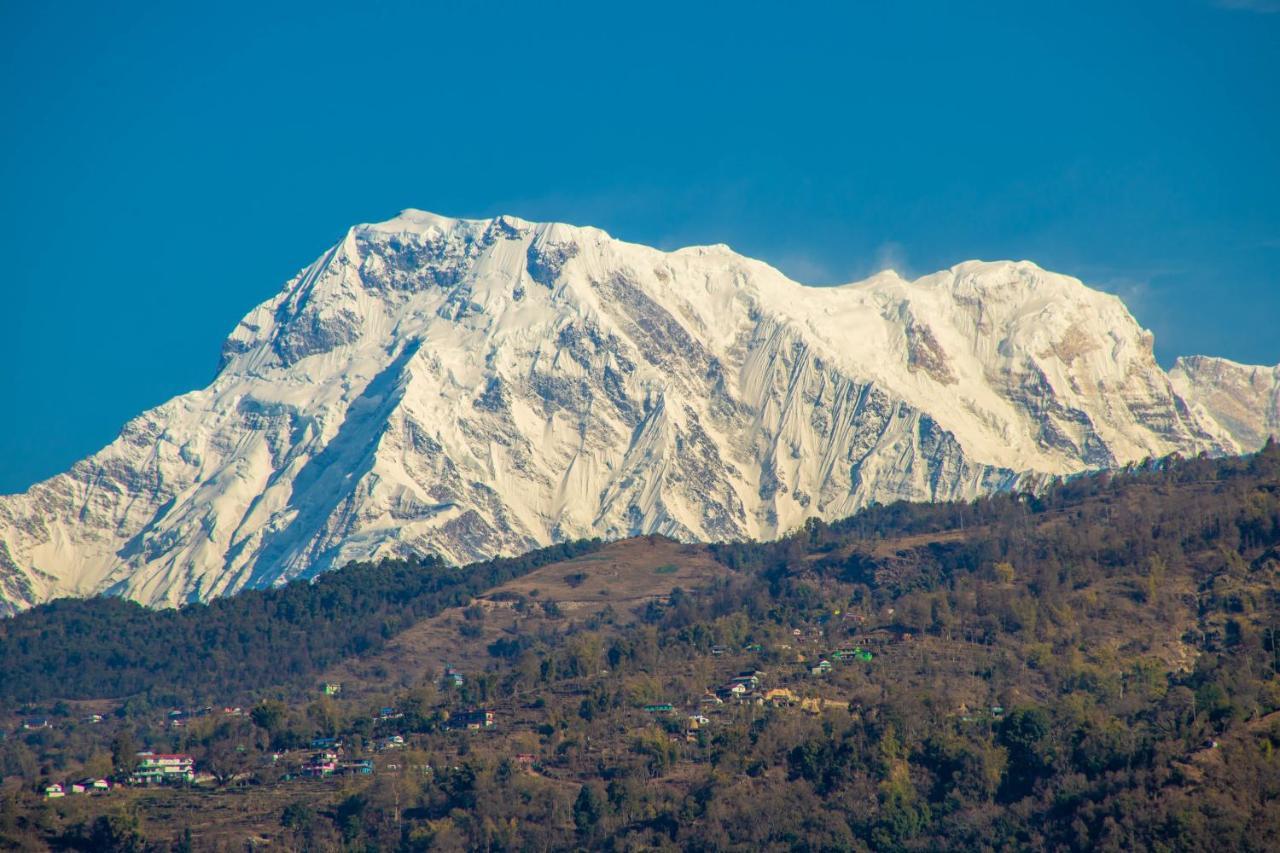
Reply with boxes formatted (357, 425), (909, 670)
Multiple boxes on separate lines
(0, 211), (1273, 612)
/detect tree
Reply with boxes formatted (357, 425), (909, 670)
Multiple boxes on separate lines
(110, 732), (138, 776)
(573, 782), (605, 836)
(281, 799), (317, 847)
(251, 699), (286, 734)
(84, 813), (145, 853)
(998, 708), (1052, 799)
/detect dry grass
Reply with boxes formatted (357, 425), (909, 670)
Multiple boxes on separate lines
(325, 536), (730, 696)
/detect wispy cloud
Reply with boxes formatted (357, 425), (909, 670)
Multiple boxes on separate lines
(767, 253), (839, 285)
(869, 241), (915, 280)
(1095, 276), (1154, 317)
(1215, 0), (1280, 13)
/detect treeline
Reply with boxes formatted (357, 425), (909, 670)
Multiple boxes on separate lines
(0, 539), (602, 707)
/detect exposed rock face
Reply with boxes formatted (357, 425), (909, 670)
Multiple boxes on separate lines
(0, 211), (1265, 612)
(1169, 356), (1280, 453)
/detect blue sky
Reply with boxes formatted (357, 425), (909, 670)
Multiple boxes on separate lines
(1, 0), (1277, 493)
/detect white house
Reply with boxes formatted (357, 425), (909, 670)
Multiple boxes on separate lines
(131, 752), (195, 785)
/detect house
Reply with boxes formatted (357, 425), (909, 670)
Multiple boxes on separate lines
(302, 751), (339, 777)
(452, 709), (495, 730)
(711, 645), (727, 656)
(70, 782), (87, 794)
(321, 682), (343, 696)
(378, 735), (405, 750)
(515, 753), (536, 767)
(131, 752), (195, 785)
(851, 626), (911, 646)
(310, 737), (342, 750)
(340, 759), (375, 776)
(44, 784), (65, 799)
(763, 688), (799, 706)
(810, 659), (832, 676)
(800, 697), (848, 714)
(22, 718), (49, 730)
(443, 666), (465, 687)
(642, 704), (675, 713)
(700, 693), (724, 707)
(378, 707), (404, 721)
(688, 714), (710, 728)
(83, 714), (103, 724)
(79, 778), (110, 792)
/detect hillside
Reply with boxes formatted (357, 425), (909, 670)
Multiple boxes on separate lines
(0, 443), (1277, 850)
(4, 210), (1277, 613)
(0, 540), (604, 707)
(324, 536), (730, 694)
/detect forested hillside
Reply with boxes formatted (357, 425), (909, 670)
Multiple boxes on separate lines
(1, 442), (1278, 851)
(0, 539), (602, 706)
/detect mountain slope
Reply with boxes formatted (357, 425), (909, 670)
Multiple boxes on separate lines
(0, 210), (1269, 611)
(1170, 355), (1280, 453)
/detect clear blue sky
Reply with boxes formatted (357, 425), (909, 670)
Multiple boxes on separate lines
(2, 0), (1277, 494)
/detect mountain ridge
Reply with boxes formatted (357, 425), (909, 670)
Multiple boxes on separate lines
(1, 209), (1275, 612)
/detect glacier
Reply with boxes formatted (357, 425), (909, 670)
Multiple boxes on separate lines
(1, 210), (1275, 612)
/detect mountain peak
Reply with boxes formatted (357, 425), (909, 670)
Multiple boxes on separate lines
(0, 211), (1270, 613)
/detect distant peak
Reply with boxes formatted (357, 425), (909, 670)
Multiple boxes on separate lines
(366, 209), (462, 233)
(1173, 354), (1280, 374)
(947, 259), (1046, 277)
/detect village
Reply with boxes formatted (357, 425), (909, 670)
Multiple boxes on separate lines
(8, 602), (1014, 809)
(1, 526), (1027, 828)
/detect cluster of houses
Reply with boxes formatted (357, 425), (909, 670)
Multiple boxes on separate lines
(299, 738), (377, 777)
(442, 666), (465, 688)
(301, 751), (374, 777)
(43, 778), (111, 799)
(641, 654), (867, 724)
(19, 713), (106, 732)
(710, 669), (766, 703)
(165, 706), (245, 729)
(806, 647), (873, 676)
(44, 751), (197, 797)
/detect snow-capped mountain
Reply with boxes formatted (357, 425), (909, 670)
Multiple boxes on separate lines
(1169, 356), (1280, 454)
(1, 211), (1274, 612)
